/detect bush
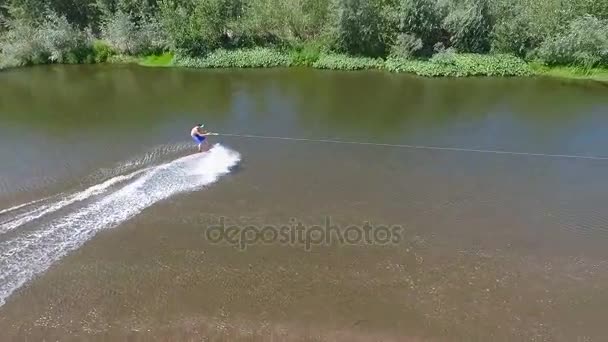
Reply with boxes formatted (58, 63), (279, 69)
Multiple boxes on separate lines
(327, 0), (393, 57)
(100, 10), (144, 55)
(430, 47), (457, 65)
(38, 11), (94, 63)
(535, 15), (608, 68)
(390, 33), (423, 59)
(443, 0), (493, 53)
(0, 17), (45, 67)
(290, 41), (323, 66)
(491, 6), (538, 57)
(92, 40), (115, 63)
(156, 0), (225, 55)
(238, 0), (331, 45)
(395, 0), (445, 55)
(312, 53), (382, 70)
(385, 53), (532, 77)
(106, 54), (139, 64)
(139, 52), (174, 66)
(173, 48), (291, 68)
(0, 10), (94, 67)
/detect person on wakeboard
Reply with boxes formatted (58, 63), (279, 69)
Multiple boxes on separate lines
(191, 123), (211, 153)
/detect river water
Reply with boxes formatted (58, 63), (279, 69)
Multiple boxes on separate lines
(0, 65), (608, 341)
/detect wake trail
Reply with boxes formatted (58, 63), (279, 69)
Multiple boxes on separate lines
(0, 169), (148, 235)
(0, 197), (52, 216)
(0, 144), (240, 307)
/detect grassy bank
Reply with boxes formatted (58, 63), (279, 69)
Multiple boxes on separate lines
(168, 48), (544, 79)
(2, 46), (605, 83)
(173, 48), (292, 68)
(531, 64), (608, 82)
(139, 53), (175, 67)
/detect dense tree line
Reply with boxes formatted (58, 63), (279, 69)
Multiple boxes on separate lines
(0, 0), (607, 69)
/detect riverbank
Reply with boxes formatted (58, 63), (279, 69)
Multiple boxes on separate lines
(107, 49), (607, 82)
(2, 48), (607, 83)
(530, 63), (608, 83)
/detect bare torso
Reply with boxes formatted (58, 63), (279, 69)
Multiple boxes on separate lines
(191, 127), (204, 137)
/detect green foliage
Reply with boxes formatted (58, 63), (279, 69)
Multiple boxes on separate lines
(0, 10), (93, 67)
(1, 0), (608, 73)
(100, 9), (137, 54)
(385, 53), (532, 76)
(100, 7), (164, 55)
(38, 11), (94, 63)
(430, 46), (456, 65)
(139, 51), (174, 66)
(0, 16), (44, 67)
(173, 48), (291, 68)
(535, 14), (608, 68)
(531, 62), (608, 81)
(390, 33), (423, 59)
(491, 5), (537, 57)
(289, 41), (323, 66)
(156, 0), (231, 55)
(238, 0), (331, 45)
(395, 0), (445, 55)
(443, 0), (493, 53)
(312, 53), (382, 70)
(327, 0), (392, 57)
(106, 53), (139, 63)
(92, 39), (115, 62)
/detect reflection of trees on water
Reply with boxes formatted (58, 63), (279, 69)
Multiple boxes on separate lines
(0, 66), (237, 134)
(1, 66), (607, 148)
(270, 70), (608, 147)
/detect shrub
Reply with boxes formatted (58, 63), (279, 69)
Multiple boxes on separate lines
(100, 10), (144, 55)
(535, 14), (608, 68)
(385, 53), (532, 77)
(106, 54), (139, 64)
(312, 53), (382, 70)
(157, 0), (201, 54)
(395, 0), (445, 55)
(239, 0), (331, 45)
(139, 52), (174, 66)
(37, 11), (93, 63)
(430, 47), (457, 65)
(390, 33), (423, 59)
(491, 6), (538, 57)
(443, 0), (493, 53)
(173, 48), (291, 68)
(0, 10), (93, 67)
(327, 0), (393, 57)
(156, 0), (229, 55)
(290, 41), (323, 66)
(91, 40), (114, 62)
(0, 17), (45, 67)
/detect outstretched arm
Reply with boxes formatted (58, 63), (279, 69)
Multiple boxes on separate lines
(200, 130), (219, 136)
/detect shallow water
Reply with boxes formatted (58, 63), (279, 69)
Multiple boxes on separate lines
(1, 65), (608, 341)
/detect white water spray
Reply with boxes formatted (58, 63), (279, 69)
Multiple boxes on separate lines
(0, 144), (240, 307)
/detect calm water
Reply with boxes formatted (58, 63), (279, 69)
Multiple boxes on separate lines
(1, 65), (608, 341)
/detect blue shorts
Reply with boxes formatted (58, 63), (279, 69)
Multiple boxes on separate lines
(192, 135), (206, 144)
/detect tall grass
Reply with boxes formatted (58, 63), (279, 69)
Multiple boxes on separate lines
(139, 52), (174, 67)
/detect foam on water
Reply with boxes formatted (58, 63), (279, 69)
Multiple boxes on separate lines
(0, 144), (240, 307)
(0, 170), (148, 235)
(0, 197), (52, 216)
